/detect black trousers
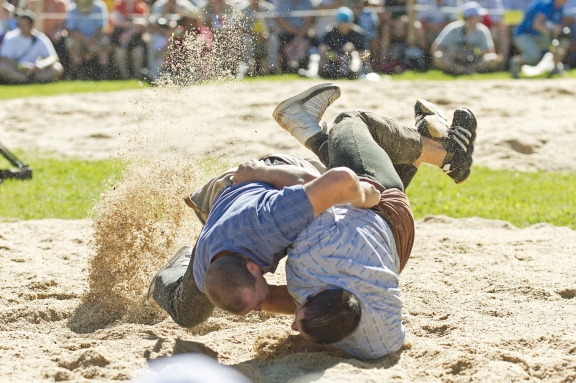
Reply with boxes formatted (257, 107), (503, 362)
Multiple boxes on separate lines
(153, 110), (422, 327)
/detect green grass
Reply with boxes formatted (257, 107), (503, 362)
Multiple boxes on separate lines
(407, 164), (575, 228)
(0, 154), (123, 220)
(0, 80), (147, 100)
(1, 155), (574, 229)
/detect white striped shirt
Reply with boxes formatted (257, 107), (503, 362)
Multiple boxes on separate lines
(286, 205), (405, 359)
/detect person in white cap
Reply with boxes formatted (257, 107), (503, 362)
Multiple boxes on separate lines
(430, 1), (503, 75)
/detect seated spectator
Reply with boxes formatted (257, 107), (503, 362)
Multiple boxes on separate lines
(203, 0), (234, 30)
(0, 11), (63, 83)
(509, 0), (569, 77)
(317, 6), (368, 78)
(1, 0), (16, 48)
(239, 0), (279, 76)
(415, 0), (458, 52)
(34, 0), (68, 74)
(377, 0), (408, 64)
(431, 1), (502, 74)
(467, 0), (510, 67)
(111, 0), (149, 79)
(65, 0), (111, 79)
(354, 0), (379, 55)
(563, 0), (576, 67)
(313, 0), (343, 44)
(148, 0), (203, 80)
(272, 0), (315, 71)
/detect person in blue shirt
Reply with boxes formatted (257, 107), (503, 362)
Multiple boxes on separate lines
(65, 0), (111, 79)
(510, 0), (570, 77)
(148, 84), (477, 340)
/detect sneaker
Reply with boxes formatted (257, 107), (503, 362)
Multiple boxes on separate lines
(146, 246), (193, 301)
(414, 99), (449, 140)
(272, 83), (341, 145)
(441, 108), (477, 183)
(441, 150), (473, 184)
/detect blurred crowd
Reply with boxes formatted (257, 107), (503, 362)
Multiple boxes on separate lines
(1, 0), (576, 84)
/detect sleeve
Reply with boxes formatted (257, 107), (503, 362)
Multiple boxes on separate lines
(0, 35), (14, 59)
(65, 10), (76, 30)
(479, 24), (494, 50)
(434, 23), (455, 47)
(99, 3), (109, 28)
(38, 33), (56, 57)
(263, 185), (314, 243)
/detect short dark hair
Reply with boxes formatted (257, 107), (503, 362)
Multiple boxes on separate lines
(300, 289), (361, 344)
(204, 254), (256, 314)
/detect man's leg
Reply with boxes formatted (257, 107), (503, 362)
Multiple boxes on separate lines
(150, 245), (215, 328)
(327, 111), (405, 190)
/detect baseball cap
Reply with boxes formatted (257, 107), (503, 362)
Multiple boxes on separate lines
(462, 1), (487, 18)
(336, 7), (354, 24)
(17, 10), (37, 23)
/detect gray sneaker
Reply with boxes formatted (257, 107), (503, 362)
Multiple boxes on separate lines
(414, 99), (450, 140)
(272, 83), (341, 145)
(147, 246), (193, 302)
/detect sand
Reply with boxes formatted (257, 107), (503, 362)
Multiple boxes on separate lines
(1, 79), (575, 382)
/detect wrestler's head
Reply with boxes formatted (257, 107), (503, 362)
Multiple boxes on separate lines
(204, 254), (269, 315)
(291, 289), (361, 343)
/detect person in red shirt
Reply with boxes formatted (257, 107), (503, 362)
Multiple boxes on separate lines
(110, 0), (148, 79)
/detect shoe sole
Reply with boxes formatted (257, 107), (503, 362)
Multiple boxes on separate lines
(415, 99), (449, 140)
(272, 83), (341, 122)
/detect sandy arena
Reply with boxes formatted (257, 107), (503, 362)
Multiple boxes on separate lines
(1, 79), (575, 382)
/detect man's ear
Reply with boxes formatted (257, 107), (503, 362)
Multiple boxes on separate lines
(246, 261), (261, 274)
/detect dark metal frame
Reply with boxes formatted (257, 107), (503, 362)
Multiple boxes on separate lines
(0, 141), (32, 183)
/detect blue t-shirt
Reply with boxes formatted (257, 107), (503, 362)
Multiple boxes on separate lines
(193, 182), (314, 292)
(514, 0), (563, 36)
(65, 1), (109, 38)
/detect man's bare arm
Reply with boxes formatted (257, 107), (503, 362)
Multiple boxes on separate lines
(233, 160), (380, 217)
(303, 167), (380, 217)
(233, 159), (318, 189)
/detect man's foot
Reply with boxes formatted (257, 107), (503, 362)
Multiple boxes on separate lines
(414, 99), (450, 140)
(441, 108), (477, 184)
(146, 246), (193, 302)
(272, 83), (341, 145)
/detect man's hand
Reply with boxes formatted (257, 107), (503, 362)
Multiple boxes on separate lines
(350, 181), (380, 209)
(232, 159), (266, 185)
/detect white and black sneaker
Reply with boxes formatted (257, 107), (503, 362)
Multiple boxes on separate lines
(272, 83), (341, 146)
(441, 108), (477, 184)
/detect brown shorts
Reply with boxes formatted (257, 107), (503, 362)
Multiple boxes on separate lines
(361, 178), (415, 274)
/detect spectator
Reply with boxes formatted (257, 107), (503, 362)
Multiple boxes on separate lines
(377, 0), (408, 65)
(415, 0), (458, 52)
(317, 6), (368, 78)
(239, 0), (279, 75)
(272, 0), (315, 71)
(467, 0), (510, 67)
(563, 0), (576, 67)
(509, 0), (569, 77)
(0, 10), (63, 83)
(313, 0), (343, 44)
(65, 0), (111, 79)
(33, 0), (68, 74)
(111, 0), (149, 79)
(203, 0), (234, 30)
(431, 1), (502, 75)
(148, 0), (204, 80)
(1, 0), (16, 44)
(354, 0), (379, 54)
